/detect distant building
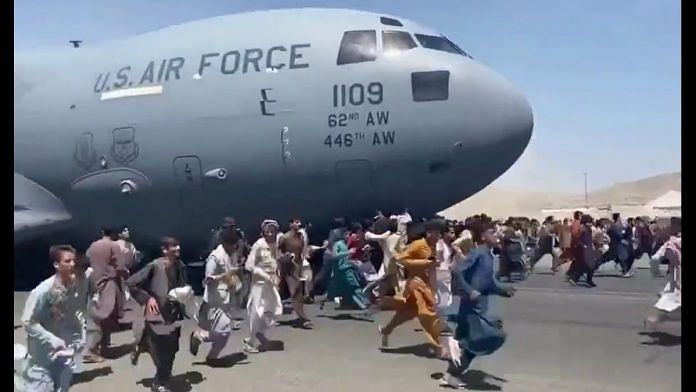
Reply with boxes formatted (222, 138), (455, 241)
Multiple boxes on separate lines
(540, 191), (680, 220)
(644, 190), (681, 217)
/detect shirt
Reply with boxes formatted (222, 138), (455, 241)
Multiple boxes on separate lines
(21, 276), (87, 365)
(365, 231), (401, 275)
(86, 238), (120, 271)
(436, 239), (454, 271)
(279, 231), (305, 264)
(347, 233), (367, 261)
(246, 238), (279, 286)
(115, 239), (136, 270)
(396, 238), (436, 288)
(570, 220), (583, 248)
(203, 245), (240, 306)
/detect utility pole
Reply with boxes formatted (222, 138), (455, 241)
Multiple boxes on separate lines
(583, 172), (588, 208)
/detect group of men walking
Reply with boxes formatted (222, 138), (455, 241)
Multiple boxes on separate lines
(17, 215), (331, 392)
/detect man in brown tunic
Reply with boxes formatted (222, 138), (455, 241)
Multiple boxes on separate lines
(84, 227), (126, 362)
(278, 218), (312, 328)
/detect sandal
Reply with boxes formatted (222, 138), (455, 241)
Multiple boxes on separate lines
(378, 325), (389, 347)
(242, 338), (260, 354)
(130, 347), (141, 366)
(83, 353), (105, 364)
(298, 319), (313, 329)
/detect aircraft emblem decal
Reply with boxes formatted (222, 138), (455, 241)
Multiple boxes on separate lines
(73, 132), (96, 170)
(110, 127), (139, 165)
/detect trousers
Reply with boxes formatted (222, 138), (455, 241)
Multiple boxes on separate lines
(85, 314), (117, 353)
(382, 304), (441, 347)
(143, 325), (180, 384)
(22, 357), (73, 392)
(447, 350), (477, 377)
(249, 311), (275, 346)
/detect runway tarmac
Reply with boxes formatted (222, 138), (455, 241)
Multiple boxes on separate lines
(13, 256), (680, 392)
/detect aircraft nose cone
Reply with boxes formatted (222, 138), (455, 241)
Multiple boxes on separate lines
(483, 66), (534, 148)
(505, 84), (533, 148)
(456, 62), (533, 168)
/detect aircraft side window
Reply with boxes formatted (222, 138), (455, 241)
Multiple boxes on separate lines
(414, 34), (473, 58)
(337, 30), (377, 65)
(411, 71), (450, 102)
(382, 31), (417, 53)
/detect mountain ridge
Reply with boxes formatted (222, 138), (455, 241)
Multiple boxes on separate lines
(440, 172), (681, 219)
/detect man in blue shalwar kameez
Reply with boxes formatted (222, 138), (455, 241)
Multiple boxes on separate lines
(439, 221), (516, 388)
(21, 245), (86, 392)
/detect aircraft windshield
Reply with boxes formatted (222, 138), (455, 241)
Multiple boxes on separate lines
(382, 31), (417, 53)
(337, 30), (378, 65)
(414, 34), (473, 58)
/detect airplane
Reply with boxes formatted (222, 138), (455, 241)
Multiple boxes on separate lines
(14, 8), (533, 259)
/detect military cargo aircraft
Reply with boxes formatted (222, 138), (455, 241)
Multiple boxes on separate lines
(14, 8), (533, 252)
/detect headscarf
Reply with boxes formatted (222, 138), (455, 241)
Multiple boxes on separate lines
(261, 219), (279, 233)
(390, 212), (412, 225)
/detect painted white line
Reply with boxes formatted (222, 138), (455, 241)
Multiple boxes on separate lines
(100, 85), (163, 101)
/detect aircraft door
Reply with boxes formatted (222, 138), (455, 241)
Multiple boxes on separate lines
(335, 159), (376, 217)
(173, 155), (203, 191)
(261, 80), (327, 176)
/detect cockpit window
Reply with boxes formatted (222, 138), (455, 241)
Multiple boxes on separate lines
(414, 34), (473, 58)
(337, 30), (377, 65)
(382, 31), (417, 53)
(380, 16), (403, 27)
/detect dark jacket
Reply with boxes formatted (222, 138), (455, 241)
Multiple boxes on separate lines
(126, 257), (188, 335)
(608, 223), (623, 246)
(579, 226), (596, 268)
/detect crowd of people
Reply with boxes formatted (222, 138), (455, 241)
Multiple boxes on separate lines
(15, 209), (681, 391)
(492, 212), (679, 287)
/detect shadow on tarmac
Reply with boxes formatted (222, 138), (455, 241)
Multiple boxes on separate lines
(639, 331), (681, 347)
(431, 370), (506, 391)
(380, 343), (442, 359)
(138, 371), (205, 392)
(192, 352), (249, 368)
(71, 366), (113, 386)
(102, 343), (134, 360)
(317, 313), (375, 323)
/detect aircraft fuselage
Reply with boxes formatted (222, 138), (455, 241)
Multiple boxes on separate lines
(14, 9), (533, 249)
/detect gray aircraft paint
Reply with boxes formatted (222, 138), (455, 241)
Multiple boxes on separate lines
(14, 8), (533, 247)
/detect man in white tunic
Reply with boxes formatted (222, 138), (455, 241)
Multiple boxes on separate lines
(243, 220), (283, 353)
(646, 232), (681, 331)
(364, 217), (403, 298)
(189, 228), (244, 363)
(21, 245), (87, 392)
(435, 225), (457, 317)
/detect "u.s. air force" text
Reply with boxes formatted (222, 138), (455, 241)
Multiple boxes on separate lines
(93, 43), (311, 93)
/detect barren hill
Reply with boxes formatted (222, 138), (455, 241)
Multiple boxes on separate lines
(440, 172), (681, 220)
(560, 172), (681, 207)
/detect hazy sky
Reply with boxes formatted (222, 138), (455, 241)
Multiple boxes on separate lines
(14, 0), (681, 193)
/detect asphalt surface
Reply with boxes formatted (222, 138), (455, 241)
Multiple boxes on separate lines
(13, 255), (681, 392)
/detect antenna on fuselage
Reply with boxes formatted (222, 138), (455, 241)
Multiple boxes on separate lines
(69, 40), (82, 48)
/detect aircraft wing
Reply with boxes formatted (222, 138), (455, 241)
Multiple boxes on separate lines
(14, 173), (72, 243)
